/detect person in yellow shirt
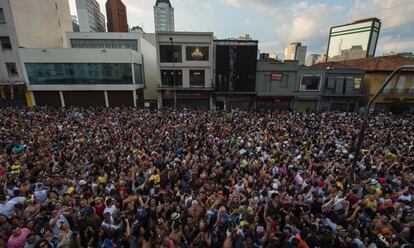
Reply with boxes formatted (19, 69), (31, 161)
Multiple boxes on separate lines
(98, 170), (108, 184)
(149, 169), (161, 188)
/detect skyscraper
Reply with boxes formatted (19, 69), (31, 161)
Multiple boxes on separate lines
(326, 18), (381, 62)
(76, 0), (106, 32)
(106, 0), (128, 32)
(284, 42), (307, 65)
(154, 0), (174, 32)
(305, 54), (322, 66)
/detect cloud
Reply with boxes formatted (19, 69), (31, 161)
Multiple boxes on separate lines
(221, 0), (286, 13)
(348, 0), (414, 29)
(347, 0), (414, 54)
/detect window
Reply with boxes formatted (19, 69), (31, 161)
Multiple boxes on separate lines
(6, 63), (18, 77)
(161, 70), (182, 86)
(0, 8), (5, 23)
(326, 77), (335, 89)
(159, 45), (182, 63)
(189, 70), (205, 86)
(0, 37), (12, 50)
(395, 76), (406, 93)
(354, 77), (361, 89)
(299, 75), (321, 91)
(134, 63), (144, 84)
(25, 63), (133, 85)
(186, 46), (209, 61)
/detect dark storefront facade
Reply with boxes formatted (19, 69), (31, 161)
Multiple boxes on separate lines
(214, 40), (258, 111)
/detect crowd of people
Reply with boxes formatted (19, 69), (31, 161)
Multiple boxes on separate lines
(0, 106), (413, 248)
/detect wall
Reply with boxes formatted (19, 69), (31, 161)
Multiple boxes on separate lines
(362, 71), (414, 106)
(11, 0), (72, 48)
(140, 35), (158, 101)
(156, 32), (214, 89)
(256, 60), (297, 96)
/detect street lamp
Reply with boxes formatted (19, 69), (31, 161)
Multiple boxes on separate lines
(346, 65), (414, 194)
(169, 37), (177, 110)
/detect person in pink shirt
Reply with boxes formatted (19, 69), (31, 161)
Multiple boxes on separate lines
(7, 224), (31, 248)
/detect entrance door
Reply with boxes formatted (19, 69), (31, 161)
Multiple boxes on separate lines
(216, 101), (224, 110)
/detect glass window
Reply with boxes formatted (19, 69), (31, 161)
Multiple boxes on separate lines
(189, 70), (205, 86)
(6, 63), (18, 77)
(159, 45), (182, 63)
(300, 75), (321, 91)
(105, 39), (113, 48)
(96, 40), (105, 48)
(0, 8), (5, 23)
(161, 70), (183, 86)
(354, 77), (361, 89)
(395, 76), (406, 93)
(134, 63), (144, 84)
(25, 63), (133, 85)
(0, 37), (12, 50)
(186, 47), (209, 61)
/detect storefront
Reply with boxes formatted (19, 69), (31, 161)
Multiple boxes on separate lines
(161, 90), (212, 110)
(255, 96), (294, 112)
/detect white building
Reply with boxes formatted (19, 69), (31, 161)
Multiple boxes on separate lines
(20, 47), (145, 107)
(0, 0), (72, 106)
(156, 32), (214, 109)
(305, 54), (322, 66)
(76, 0), (106, 32)
(284, 42), (307, 65)
(66, 32), (159, 108)
(154, 0), (174, 32)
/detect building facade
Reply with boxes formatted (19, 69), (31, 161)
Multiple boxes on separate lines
(76, 0), (106, 32)
(106, 0), (128, 32)
(156, 32), (214, 109)
(305, 54), (321, 66)
(214, 39), (258, 111)
(326, 18), (381, 62)
(255, 60), (365, 112)
(313, 55), (414, 110)
(284, 42), (307, 65)
(256, 60), (297, 111)
(154, 0), (174, 32)
(20, 48), (145, 107)
(67, 32), (158, 108)
(0, 0), (72, 107)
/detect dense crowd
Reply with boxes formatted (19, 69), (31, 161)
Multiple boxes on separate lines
(0, 107), (413, 248)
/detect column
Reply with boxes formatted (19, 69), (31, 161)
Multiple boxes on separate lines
(59, 91), (65, 108)
(104, 91), (109, 107)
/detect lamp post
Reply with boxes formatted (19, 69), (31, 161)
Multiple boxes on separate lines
(346, 65), (414, 194)
(169, 37), (177, 110)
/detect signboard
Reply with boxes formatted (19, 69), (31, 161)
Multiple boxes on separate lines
(271, 73), (282, 81)
(144, 102), (150, 107)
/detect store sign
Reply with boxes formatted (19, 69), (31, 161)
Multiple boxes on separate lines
(271, 73), (282, 81)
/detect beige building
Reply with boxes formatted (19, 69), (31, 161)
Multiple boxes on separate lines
(0, 0), (72, 106)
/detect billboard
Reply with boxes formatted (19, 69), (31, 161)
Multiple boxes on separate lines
(215, 41), (258, 92)
(326, 18), (381, 62)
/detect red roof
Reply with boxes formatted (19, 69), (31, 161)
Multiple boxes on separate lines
(311, 55), (414, 71)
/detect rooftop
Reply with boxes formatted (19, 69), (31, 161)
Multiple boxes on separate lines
(155, 0), (172, 7)
(311, 55), (414, 71)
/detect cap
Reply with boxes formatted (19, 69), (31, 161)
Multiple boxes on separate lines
(79, 180), (87, 186)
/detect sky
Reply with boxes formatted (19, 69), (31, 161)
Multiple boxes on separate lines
(69, 0), (414, 58)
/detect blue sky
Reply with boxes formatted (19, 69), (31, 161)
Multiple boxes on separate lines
(69, 0), (414, 58)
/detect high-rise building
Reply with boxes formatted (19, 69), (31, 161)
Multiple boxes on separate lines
(76, 0), (106, 32)
(284, 42), (307, 65)
(154, 0), (174, 32)
(305, 54), (322, 66)
(237, 34), (252, 40)
(106, 0), (128, 32)
(0, 0), (72, 106)
(259, 53), (278, 60)
(72, 15), (80, 32)
(326, 18), (381, 62)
